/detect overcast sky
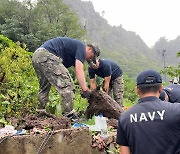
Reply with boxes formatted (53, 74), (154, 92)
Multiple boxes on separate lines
(82, 0), (180, 47)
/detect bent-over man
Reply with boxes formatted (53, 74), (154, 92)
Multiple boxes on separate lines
(88, 59), (124, 107)
(32, 37), (100, 117)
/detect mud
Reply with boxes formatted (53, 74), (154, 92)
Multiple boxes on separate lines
(107, 119), (118, 129)
(85, 90), (124, 120)
(7, 112), (71, 131)
(6, 91), (123, 132)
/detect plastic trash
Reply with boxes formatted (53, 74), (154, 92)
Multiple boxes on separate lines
(88, 124), (100, 132)
(0, 125), (27, 137)
(15, 129), (26, 135)
(0, 125), (17, 136)
(95, 114), (108, 138)
(72, 123), (87, 128)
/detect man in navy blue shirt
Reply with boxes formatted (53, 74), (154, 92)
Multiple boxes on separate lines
(116, 70), (180, 154)
(159, 84), (180, 103)
(32, 37), (100, 117)
(88, 59), (124, 107)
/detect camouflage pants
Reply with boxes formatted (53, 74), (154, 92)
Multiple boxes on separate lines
(108, 76), (124, 107)
(32, 48), (75, 115)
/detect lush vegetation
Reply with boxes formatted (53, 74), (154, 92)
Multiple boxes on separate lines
(0, 0), (85, 51)
(161, 51), (180, 83)
(0, 35), (38, 119)
(0, 0), (86, 120)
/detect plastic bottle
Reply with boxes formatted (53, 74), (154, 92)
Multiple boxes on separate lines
(95, 114), (108, 138)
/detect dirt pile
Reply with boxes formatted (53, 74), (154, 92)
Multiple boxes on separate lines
(1, 91), (123, 153)
(85, 90), (124, 120)
(5, 91), (123, 133)
(7, 112), (71, 131)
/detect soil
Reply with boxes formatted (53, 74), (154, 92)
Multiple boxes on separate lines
(107, 118), (118, 129)
(6, 90), (123, 132)
(85, 90), (124, 120)
(7, 112), (71, 131)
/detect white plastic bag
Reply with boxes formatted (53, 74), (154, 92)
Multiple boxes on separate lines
(95, 114), (108, 138)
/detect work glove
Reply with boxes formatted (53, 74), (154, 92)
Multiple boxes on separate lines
(81, 90), (91, 99)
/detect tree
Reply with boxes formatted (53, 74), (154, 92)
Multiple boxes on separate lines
(161, 51), (180, 83)
(0, 0), (85, 51)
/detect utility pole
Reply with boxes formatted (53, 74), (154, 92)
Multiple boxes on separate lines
(162, 49), (166, 70)
(82, 18), (87, 43)
(158, 49), (167, 82)
(83, 19), (87, 30)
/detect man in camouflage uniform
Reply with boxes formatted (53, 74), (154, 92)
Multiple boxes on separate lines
(32, 37), (100, 116)
(88, 59), (124, 107)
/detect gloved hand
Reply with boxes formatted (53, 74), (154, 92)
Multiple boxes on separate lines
(81, 90), (91, 99)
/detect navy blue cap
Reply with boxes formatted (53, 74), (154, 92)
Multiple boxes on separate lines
(136, 70), (162, 85)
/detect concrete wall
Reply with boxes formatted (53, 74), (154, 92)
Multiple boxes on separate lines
(0, 128), (104, 154)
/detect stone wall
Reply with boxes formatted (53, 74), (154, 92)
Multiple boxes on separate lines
(0, 128), (104, 154)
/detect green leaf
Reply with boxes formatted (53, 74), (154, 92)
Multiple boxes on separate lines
(2, 101), (10, 105)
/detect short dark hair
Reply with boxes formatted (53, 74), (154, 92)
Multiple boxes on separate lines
(86, 44), (100, 57)
(137, 83), (162, 94)
(86, 44), (100, 65)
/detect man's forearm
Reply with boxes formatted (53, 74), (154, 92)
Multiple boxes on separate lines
(75, 60), (88, 91)
(76, 69), (88, 91)
(104, 76), (111, 93)
(119, 145), (130, 154)
(90, 79), (97, 90)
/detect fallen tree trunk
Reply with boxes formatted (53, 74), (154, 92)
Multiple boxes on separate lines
(85, 90), (124, 120)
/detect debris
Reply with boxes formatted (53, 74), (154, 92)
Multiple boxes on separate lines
(0, 125), (17, 137)
(86, 90), (124, 119)
(72, 123), (87, 128)
(7, 113), (71, 132)
(107, 118), (118, 129)
(15, 129), (26, 135)
(0, 125), (27, 144)
(92, 134), (107, 151)
(94, 114), (108, 139)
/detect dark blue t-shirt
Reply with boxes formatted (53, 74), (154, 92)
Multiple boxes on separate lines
(41, 37), (86, 68)
(88, 59), (122, 81)
(116, 96), (180, 154)
(163, 84), (180, 103)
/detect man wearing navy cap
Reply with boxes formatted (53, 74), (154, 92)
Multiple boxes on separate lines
(88, 59), (124, 107)
(32, 37), (100, 117)
(116, 70), (180, 154)
(159, 84), (180, 103)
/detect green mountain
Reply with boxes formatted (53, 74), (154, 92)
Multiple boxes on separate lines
(63, 0), (159, 78)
